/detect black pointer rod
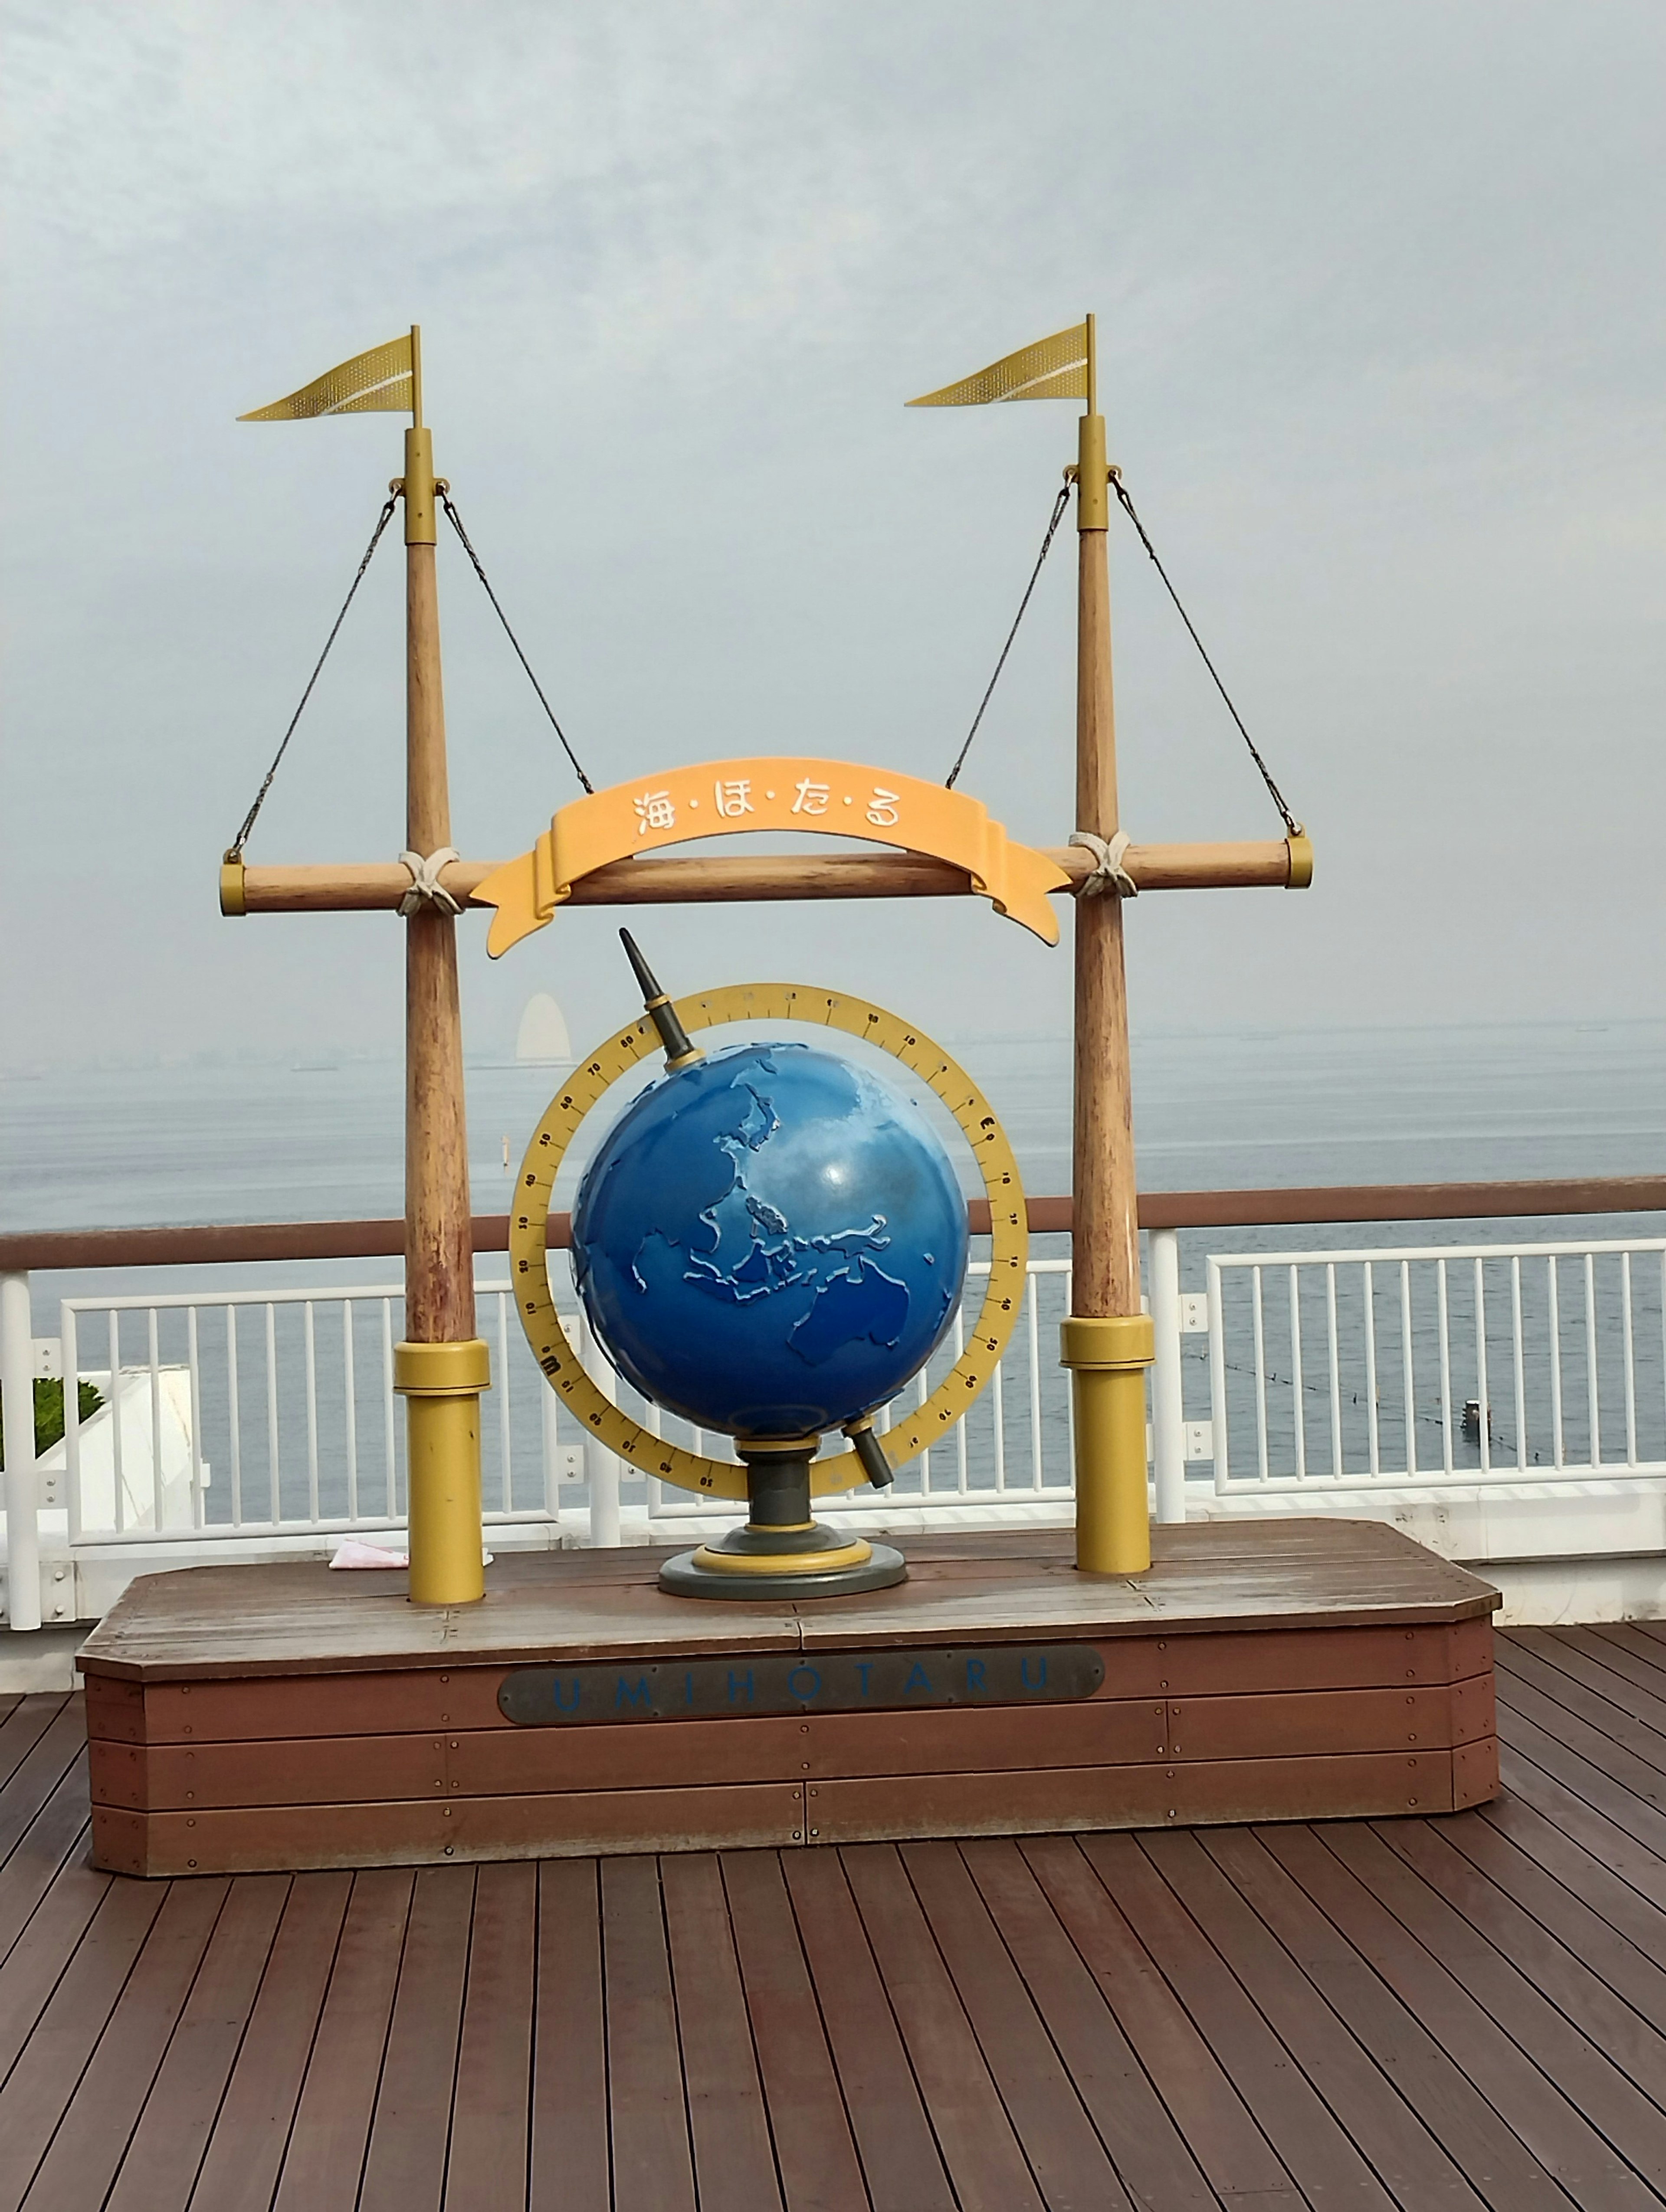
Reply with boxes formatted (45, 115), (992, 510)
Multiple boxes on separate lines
(843, 1414), (895, 1488)
(620, 929), (704, 1070)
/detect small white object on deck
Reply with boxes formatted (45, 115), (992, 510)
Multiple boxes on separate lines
(327, 1539), (493, 1570)
(329, 1538), (409, 1569)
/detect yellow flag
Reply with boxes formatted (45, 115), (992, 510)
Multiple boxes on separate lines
(907, 322), (1088, 407)
(239, 332), (414, 421)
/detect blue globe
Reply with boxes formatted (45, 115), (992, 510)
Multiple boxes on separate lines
(570, 1040), (969, 1439)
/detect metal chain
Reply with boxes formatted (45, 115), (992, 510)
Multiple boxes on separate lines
(1110, 473), (1300, 837)
(945, 482), (1072, 790)
(226, 497), (397, 856)
(440, 491), (594, 795)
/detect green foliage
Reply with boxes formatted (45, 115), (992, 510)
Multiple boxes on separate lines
(0, 1378), (105, 1469)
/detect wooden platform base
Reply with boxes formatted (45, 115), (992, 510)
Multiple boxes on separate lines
(79, 1521), (1501, 1877)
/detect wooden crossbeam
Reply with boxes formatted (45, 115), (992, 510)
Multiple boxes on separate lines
(226, 839), (1302, 916)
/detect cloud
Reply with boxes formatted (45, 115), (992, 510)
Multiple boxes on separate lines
(3, 0), (1664, 1084)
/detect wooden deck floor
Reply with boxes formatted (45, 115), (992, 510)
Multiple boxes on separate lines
(0, 1624), (1663, 2210)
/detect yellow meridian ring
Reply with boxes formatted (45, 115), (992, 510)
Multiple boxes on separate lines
(508, 984), (1030, 1504)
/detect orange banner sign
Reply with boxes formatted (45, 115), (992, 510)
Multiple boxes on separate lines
(472, 759), (1069, 955)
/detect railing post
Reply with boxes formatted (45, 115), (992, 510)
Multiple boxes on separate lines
(578, 1313), (621, 1548)
(1148, 1230), (1187, 1525)
(1, 1273), (41, 1632)
(1207, 1258), (1230, 1492)
(540, 1378), (563, 1524)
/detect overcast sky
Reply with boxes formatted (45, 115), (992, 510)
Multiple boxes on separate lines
(3, 1), (1662, 1072)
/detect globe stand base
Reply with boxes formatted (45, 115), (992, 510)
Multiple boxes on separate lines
(657, 1438), (907, 1603)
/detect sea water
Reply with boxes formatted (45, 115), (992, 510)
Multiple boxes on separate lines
(7, 1017), (1663, 1241)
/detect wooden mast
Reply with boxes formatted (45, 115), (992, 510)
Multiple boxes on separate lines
(1060, 314), (1154, 1574)
(392, 328), (489, 1606)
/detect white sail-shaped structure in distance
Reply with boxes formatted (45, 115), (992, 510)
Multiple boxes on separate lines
(515, 991), (571, 1064)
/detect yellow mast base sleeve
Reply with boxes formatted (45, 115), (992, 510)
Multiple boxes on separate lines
(1060, 1313), (1155, 1575)
(393, 1337), (490, 1605)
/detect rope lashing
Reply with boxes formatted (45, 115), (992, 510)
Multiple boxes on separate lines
(225, 497), (398, 859)
(945, 482), (1072, 789)
(1070, 829), (1138, 898)
(1108, 472), (1302, 840)
(398, 847), (462, 916)
(439, 491), (594, 795)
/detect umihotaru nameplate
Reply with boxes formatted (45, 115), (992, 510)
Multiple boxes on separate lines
(498, 1643), (1105, 1726)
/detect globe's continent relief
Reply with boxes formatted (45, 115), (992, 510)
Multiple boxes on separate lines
(570, 1042), (970, 1437)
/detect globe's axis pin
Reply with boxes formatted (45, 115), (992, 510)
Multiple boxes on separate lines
(620, 929), (704, 1071)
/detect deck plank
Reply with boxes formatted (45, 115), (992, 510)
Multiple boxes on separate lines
(22, 1876), (230, 2212)
(187, 1871), (353, 2212)
(1331, 1821), (1666, 2189)
(1381, 1811), (1666, 2049)
(1142, 1826), (1489, 2211)
(1259, 1822), (1660, 2211)
(781, 1850), (958, 2212)
(1522, 1631), (1666, 1739)
(0, 1758), (91, 1971)
(0, 1705), (88, 1889)
(102, 1876), (289, 2212)
(0, 1700), (69, 1798)
(601, 1855), (696, 2212)
(1020, 1833), (1301, 2206)
(1083, 1831), (1400, 2210)
(444, 1862), (536, 2212)
(0, 1876), (167, 2212)
(722, 1848), (868, 2212)
(1476, 1788), (1666, 1963)
(1587, 1626), (1666, 1695)
(269, 1868), (412, 2212)
(1199, 1824), (1574, 2212)
(1497, 1645), (1666, 1780)
(358, 1866), (475, 2212)
(959, 1837), (1221, 2209)
(0, 1845), (111, 2085)
(1497, 1703), (1666, 1865)
(902, 1839), (1136, 2212)
(1497, 1666), (1666, 1809)
(662, 1854), (783, 2212)
(528, 1862), (610, 2212)
(1498, 1744), (1666, 1914)
(842, 1842), (1047, 2212)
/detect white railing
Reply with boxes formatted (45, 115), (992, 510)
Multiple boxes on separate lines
(1206, 1238), (1666, 1492)
(7, 1227), (1666, 1626)
(51, 1279), (582, 1545)
(19, 1259), (1077, 1563)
